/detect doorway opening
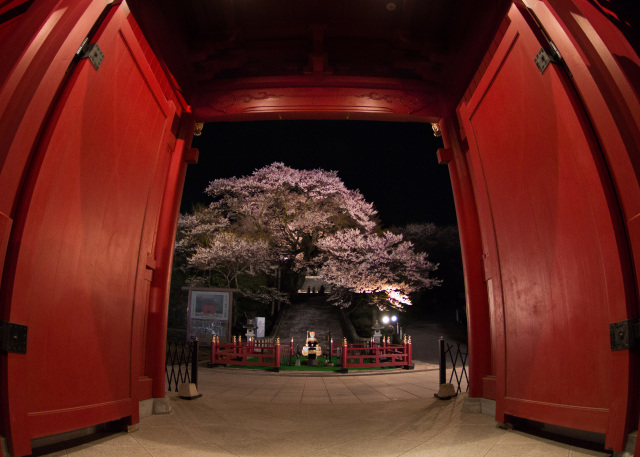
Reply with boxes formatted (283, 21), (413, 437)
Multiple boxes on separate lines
(170, 120), (467, 366)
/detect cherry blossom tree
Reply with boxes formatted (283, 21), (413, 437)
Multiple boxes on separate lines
(316, 229), (440, 310)
(172, 163), (438, 315)
(174, 210), (287, 306)
(205, 162), (377, 264)
(188, 233), (272, 289)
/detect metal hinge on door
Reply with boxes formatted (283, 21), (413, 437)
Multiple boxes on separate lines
(520, 4), (573, 78)
(610, 319), (640, 351)
(534, 41), (567, 75)
(76, 37), (104, 70)
(0, 320), (28, 353)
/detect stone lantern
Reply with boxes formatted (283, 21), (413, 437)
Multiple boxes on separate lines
(371, 320), (384, 345)
(243, 318), (256, 341)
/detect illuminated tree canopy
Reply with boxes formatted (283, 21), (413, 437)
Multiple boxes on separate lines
(316, 229), (439, 310)
(205, 162), (377, 263)
(175, 162), (439, 309)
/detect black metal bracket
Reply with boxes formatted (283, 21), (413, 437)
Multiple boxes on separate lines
(81, 42), (104, 70)
(610, 319), (640, 351)
(0, 321), (28, 354)
(535, 48), (553, 74)
(535, 41), (572, 78)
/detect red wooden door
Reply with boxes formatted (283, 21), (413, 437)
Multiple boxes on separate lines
(461, 4), (634, 450)
(1, 4), (175, 455)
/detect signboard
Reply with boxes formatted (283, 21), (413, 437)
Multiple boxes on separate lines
(186, 288), (234, 343)
(256, 317), (265, 338)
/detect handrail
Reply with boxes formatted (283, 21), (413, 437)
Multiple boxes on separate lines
(207, 336), (413, 373)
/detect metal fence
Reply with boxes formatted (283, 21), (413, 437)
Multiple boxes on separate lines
(438, 337), (469, 394)
(281, 342), (296, 366)
(165, 339), (198, 392)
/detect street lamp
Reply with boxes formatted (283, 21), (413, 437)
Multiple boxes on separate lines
(381, 314), (399, 335)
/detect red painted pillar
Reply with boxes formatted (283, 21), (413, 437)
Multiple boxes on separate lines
(439, 114), (493, 398)
(402, 336), (408, 366)
(341, 338), (348, 372)
(147, 113), (196, 399)
(210, 336), (218, 365)
(275, 338), (281, 371)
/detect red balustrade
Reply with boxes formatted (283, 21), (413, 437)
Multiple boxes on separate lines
(209, 335), (412, 373)
(210, 336), (282, 371)
(340, 336), (413, 373)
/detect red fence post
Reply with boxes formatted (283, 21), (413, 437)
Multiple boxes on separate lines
(405, 335), (414, 370)
(209, 335), (217, 366)
(233, 335), (238, 361)
(341, 337), (348, 373)
(376, 336), (391, 363)
(275, 337), (281, 372)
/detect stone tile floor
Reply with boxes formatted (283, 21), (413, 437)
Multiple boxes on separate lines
(33, 362), (614, 456)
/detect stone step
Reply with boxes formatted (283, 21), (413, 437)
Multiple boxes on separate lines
(275, 297), (343, 353)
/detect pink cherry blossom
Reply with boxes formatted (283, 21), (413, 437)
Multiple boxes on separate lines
(205, 162), (377, 262)
(175, 163), (439, 310)
(317, 229), (440, 309)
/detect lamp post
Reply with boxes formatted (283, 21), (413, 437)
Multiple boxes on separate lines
(381, 314), (399, 340)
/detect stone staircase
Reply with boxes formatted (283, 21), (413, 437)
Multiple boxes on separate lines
(273, 296), (344, 355)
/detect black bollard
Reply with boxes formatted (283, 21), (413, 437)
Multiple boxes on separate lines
(434, 336), (456, 400)
(439, 336), (446, 385)
(191, 337), (199, 388)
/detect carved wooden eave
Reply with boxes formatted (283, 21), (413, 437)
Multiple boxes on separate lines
(127, 0), (512, 121)
(194, 76), (441, 122)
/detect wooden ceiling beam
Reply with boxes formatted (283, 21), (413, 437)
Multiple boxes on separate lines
(193, 79), (441, 122)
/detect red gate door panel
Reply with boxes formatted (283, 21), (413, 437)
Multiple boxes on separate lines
(2, 4), (175, 453)
(461, 5), (632, 449)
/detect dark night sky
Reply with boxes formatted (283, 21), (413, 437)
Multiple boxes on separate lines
(182, 120), (457, 229)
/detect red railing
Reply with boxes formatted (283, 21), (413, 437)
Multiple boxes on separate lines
(326, 338), (374, 357)
(340, 336), (413, 372)
(210, 336), (294, 371)
(209, 335), (412, 373)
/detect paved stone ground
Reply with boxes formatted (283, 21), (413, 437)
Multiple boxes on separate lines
(28, 318), (629, 457)
(31, 364), (616, 457)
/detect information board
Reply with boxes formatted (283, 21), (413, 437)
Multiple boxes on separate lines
(186, 288), (234, 343)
